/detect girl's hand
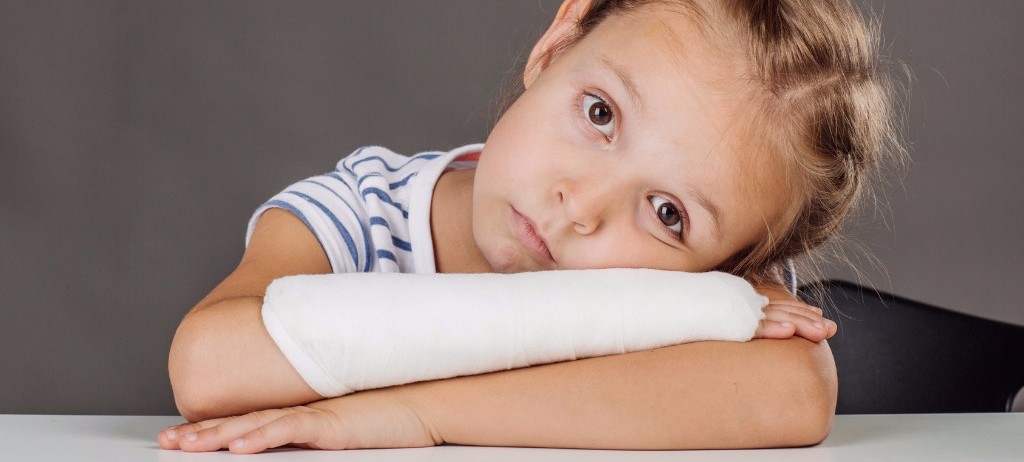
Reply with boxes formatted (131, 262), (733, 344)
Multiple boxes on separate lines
(753, 284), (837, 343)
(157, 389), (440, 454)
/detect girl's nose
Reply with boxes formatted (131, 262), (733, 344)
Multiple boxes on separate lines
(554, 179), (613, 235)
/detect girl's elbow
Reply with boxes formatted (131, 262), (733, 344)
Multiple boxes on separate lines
(781, 340), (838, 446)
(746, 339), (837, 448)
(167, 313), (230, 422)
(809, 366), (839, 444)
(789, 378), (837, 446)
(168, 357), (221, 422)
(172, 390), (217, 423)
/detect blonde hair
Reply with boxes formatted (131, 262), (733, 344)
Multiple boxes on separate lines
(512, 0), (908, 287)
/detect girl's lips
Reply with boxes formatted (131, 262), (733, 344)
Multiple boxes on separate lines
(511, 207), (555, 265)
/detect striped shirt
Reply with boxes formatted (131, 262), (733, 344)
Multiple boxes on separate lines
(245, 144), (483, 274)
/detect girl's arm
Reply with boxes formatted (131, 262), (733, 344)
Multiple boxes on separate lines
(398, 337), (836, 449)
(171, 209), (836, 447)
(165, 338), (834, 452)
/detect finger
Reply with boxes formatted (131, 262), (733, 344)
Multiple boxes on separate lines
(158, 424), (185, 449)
(764, 309), (828, 342)
(230, 411), (331, 454)
(766, 300), (824, 316)
(159, 417), (231, 450)
(770, 303), (838, 339)
(179, 409), (292, 452)
(754, 319), (796, 339)
(765, 303), (834, 330)
(824, 317), (838, 339)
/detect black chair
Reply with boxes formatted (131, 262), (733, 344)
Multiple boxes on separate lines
(801, 280), (1024, 414)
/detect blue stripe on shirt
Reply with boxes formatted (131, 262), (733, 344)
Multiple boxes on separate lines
(285, 191), (361, 271)
(308, 175), (407, 266)
(360, 187), (409, 219)
(376, 249), (397, 262)
(368, 216), (410, 252)
(300, 179), (375, 272)
(356, 172), (383, 189)
(391, 236), (412, 251)
(388, 172), (417, 189)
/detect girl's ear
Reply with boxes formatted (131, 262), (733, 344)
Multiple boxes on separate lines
(524, 0), (592, 88)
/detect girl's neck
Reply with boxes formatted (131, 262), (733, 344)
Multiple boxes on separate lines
(430, 168), (491, 274)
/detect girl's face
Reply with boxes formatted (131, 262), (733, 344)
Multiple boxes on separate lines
(473, 3), (791, 274)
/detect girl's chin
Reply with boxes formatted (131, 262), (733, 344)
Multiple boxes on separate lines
(484, 245), (545, 274)
(489, 259), (532, 274)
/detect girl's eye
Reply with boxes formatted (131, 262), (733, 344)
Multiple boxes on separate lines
(649, 196), (685, 239)
(582, 94), (615, 138)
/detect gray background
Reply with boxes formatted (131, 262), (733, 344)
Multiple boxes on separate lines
(1, 1), (1021, 415)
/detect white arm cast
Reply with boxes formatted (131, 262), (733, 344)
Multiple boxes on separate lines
(261, 268), (767, 398)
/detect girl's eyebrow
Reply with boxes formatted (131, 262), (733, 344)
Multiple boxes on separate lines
(689, 186), (725, 242)
(597, 55), (644, 117)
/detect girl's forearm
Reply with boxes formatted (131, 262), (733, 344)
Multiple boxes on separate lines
(170, 294), (837, 449)
(168, 296), (321, 422)
(394, 338), (837, 450)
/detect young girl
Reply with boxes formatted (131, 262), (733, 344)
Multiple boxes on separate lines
(160, 0), (901, 453)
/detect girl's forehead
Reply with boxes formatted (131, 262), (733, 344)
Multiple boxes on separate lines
(585, 5), (717, 66)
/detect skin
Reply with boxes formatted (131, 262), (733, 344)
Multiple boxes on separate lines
(160, 0), (839, 453)
(467, 8), (788, 276)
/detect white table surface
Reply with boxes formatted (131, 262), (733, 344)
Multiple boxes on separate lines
(2, 413), (1021, 461)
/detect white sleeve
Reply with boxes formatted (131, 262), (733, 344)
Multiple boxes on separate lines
(261, 269), (768, 397)
(245, 170), (370, 273)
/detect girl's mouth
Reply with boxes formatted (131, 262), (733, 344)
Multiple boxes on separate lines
(511, 207), (555, 265)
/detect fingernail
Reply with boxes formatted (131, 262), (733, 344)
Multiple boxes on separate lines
(164, 429), (177, 440)
(231, 438), (246, 450)
(814, 321), (825, 329)
(781, 322), (794, 328)
(184, 432), (198, 442)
